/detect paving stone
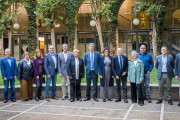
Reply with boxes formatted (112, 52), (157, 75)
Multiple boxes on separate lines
(0, 111), (20, 120)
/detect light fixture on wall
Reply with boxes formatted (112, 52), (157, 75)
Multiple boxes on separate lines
(13, 18), (19, 29)
(133, 18), (140, 25)
(90, 20), (96, 27)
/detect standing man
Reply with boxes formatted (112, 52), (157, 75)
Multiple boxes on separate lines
(58, 43), (74, 100)
(155, 46), (174, 105)
(137, 44), (154, 103)
(175, 53), (180, 106)
(83, 43), (100, 102)
(1, 48), (17, 103)
(44, 45), (59, 102)
(112, 48), (128, 103)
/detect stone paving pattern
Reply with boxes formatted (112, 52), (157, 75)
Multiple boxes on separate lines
(0, 99), (180, 120)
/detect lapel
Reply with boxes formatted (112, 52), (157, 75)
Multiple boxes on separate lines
(159, 55), (162, 67)
(10, 57), (13, 68)
(135, 59), (141, 68)
(166, 54), (170, 68)
(48, 53), (55, 66)
(61, 52), (65, 62)
(102, 56), (105, 67)
(116, 55), (121, 68)
(88, 52), (91, 61)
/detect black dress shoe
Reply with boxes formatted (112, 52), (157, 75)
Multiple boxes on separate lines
(83, 98), (90, 101)
(147, 98), (151, 103)
(124, 98), (128, 103)
(156, 99), (162, 104)
(103, 99), (106, 102)
(77, 98), (82, 101)
(70, 99), (74, 102)
(168, 100), (173, 105)
(35, 97), (39, 101)
(38, 96), (44, 100)
(3, 99), (7, 103)
(177, 102), (180, 106)
(108, 99), (113, 101)
(139, 102), (144, 106)
(115, 98), (121, 102)
(11, 99), (16, 102)
(94, 97), (99, 102)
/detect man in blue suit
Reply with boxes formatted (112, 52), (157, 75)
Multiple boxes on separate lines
(155, 46), (174, 105)
(83, 43), (100, 102)
(44, 45), (59, 102)
(1, 48), (17, 103)
(112, 48), (128, 103)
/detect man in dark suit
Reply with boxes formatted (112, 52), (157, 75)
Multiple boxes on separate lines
(112, 48), (128, 103)
(174, 53), (180, 106)
(44, 45), (59, 102)
(1, 48), (17, 103)
(155, 46), (174, 105)
(83, 43), (100, 102)
(67, 49), (84, 102)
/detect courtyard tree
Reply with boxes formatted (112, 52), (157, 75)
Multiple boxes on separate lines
(137, 0), (168, 59)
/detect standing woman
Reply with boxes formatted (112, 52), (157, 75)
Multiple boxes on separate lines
(99, 47), (114, 102)
(33, 50), (45, 101)
(18, 52), (33, 101)
(67, 49), (84, 102)
(128, 50), (144, 106)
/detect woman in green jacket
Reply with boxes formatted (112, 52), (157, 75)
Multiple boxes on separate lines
(128, 50), (144, 106)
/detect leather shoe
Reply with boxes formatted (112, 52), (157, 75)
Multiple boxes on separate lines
(11, 99), (16, 102)
(61, 96), (66, 100)
(35, 97), (39, 101)
(177, 102), (180, 106)
(94, 97), (99, 102)
(103, 99), (106, 102)
(156, 99), (162, 104)
(46, 97), (50, 102)
(147, 98), (151, 103)
(124, 98), (128, 103)
(108, 99), (113, 101)
(139, 102), (144, 106)
(38, 96), (44, 100)
(52, 96), (59, 100)
(115, 98), (121, 102)
(83, 98), (90, 101)
(168, 100), (173, 105)
(70, 99), (74, 102)
(3, 99), (7, 103)
(132, 100), (137, 103)
(77, 98), (82, 101)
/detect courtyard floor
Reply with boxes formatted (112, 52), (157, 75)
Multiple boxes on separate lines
(0, 99), (180, 120)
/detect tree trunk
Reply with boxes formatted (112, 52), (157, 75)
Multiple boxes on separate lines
(8, 28), (12, 52)
(74, 26), (78, 49)
(36, 26), (39, 49)
(0, 31), (4, 57)
(50, 23), (56, 52)
(152, 19), (158, 60)
(96, 17), (104, 54)
(115, 27), (119, 55)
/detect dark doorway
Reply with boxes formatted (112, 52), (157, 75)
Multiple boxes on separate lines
(3, 38), (8, 51)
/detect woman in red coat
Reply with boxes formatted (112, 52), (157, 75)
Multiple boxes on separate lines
(33, 49), (45, 101)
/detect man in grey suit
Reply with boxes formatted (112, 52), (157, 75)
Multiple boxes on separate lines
(58, 43), (74, 100)
(155, 46), (174, 105)
(175, 53), (180, 106)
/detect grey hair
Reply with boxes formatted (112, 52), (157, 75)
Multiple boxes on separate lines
(161, 46), (167, 51)
(89, 43), (95, 47)
(49, 45), (54, 48)
(62, 43), (68, 47)
(5, 48), (10, 53)
(131, 50), (138, 55)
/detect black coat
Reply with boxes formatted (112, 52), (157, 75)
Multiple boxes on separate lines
(112, 55), (128, 77)
(67, 57), (84, 83)
(18, 59), (33, 80)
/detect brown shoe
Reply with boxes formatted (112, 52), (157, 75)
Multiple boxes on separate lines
(46, 97), (50, 102)
(52, 96), (59, 100)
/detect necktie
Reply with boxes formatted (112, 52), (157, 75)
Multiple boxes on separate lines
(119, 57), (123, 72)
(91, 53), (94, 69)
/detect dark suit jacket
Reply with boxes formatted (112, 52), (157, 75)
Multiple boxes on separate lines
(155, 54), (175, 79)
(112, 55), (128, 77)
(175, 53), (180, 76)
(67, 57), (84, 83)
(84, 51), (100, 75)
(44, 53), (58, 76)
(99, 56), (114, 87)
(1, 57), (17, 79)
(33, 58), (45, 84)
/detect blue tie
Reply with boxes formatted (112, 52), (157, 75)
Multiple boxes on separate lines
(91, 53), (94, 69)
(119, 57), (123, 72)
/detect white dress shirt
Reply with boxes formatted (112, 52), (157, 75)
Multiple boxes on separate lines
(50, 53), (57, 68)
(75, 58), (79, 79)
(63, 51), (68, 62)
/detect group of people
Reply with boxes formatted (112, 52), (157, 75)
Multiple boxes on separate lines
(1, 43), (180, 107)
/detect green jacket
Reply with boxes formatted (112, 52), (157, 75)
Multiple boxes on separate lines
(128, 59), (144, 84)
